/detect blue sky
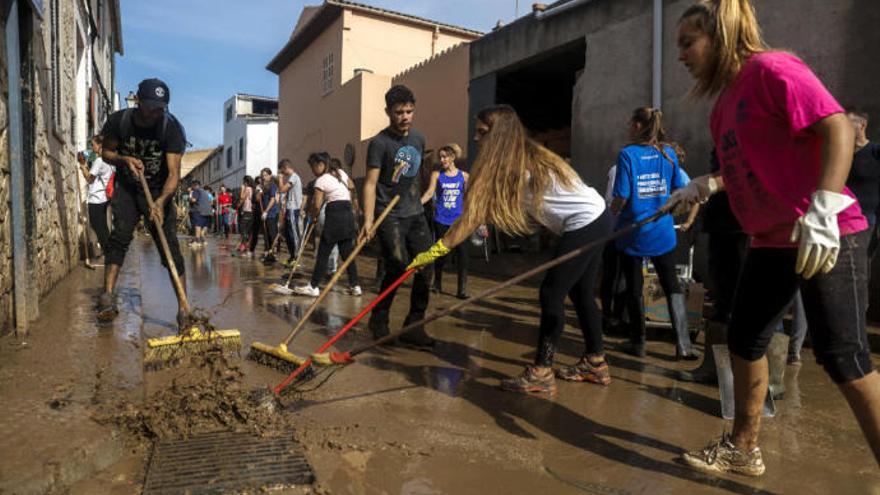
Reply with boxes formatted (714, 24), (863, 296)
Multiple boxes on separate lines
(116, 0), (526, 149)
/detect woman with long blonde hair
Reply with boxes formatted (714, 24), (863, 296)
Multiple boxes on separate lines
(671, 0), (879, 477)
(408, 105), (612, 394)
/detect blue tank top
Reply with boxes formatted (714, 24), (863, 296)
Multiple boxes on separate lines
(434, 170), (465, 226)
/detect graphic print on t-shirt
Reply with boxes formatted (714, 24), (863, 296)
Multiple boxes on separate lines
(440, 181), (461, 209)
(121, 135), (164, 184)
(636, 172), (667, 199)
(391, 145), (422, 183)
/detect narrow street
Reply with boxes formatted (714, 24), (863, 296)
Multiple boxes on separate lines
(1, 234), (878, 494)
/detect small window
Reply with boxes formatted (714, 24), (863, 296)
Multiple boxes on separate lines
(225, 104), (233, 122)
(238, 138), (244, 161)
(322, 52), (334, 94)
(226, 147), (233, 169)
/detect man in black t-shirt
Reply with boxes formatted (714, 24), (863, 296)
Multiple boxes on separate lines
(360, 85), (435, 348)
(97, 78), (188, 326)
(846, 108), (880, 258)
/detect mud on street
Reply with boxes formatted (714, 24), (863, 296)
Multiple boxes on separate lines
(1, 237), (879, 495)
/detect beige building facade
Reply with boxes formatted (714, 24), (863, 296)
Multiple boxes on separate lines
(267, 0), (480, 183)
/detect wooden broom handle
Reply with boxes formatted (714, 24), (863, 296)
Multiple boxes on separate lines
(281, 195), (401, 346)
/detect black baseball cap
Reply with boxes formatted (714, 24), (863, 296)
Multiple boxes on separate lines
(137, 78), (170, 109)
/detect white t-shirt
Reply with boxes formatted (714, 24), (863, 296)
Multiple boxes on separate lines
(524, 173), (606, 236)
(286, 173), (303, 210)
(315, 170), (351, 203)
(87, 157), (114, 204)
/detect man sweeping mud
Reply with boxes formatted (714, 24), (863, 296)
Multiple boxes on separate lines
(96, 78), (188, 328)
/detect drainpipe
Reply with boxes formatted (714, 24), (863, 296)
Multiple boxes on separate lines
(6, 0), (30, 336)
(535, 0), (593, 20)
(431, 25), (439, 56)
(652, 0), (662, 109)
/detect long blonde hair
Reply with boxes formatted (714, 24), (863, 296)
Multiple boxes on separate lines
(465, 105), (580, 236)
(680, 0), (767, 97)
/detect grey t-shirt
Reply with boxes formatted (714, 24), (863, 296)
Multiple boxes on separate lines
(366, 127), (426, 219)
(192, 188), (212, 216)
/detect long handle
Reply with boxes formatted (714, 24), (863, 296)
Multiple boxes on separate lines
(281, 195), (401, 346)
(272, 268), (415, 395)
(137, 172), (190, 314)
(347, 208), (669, 358)
(283, 220), (316, 287)
(73, 164), (93, 267)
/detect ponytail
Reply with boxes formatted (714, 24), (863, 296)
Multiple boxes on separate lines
(680, 0), (766, 97)
(630, 107), (686, 165)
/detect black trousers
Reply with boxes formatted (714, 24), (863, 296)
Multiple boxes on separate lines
(311, 237), (359, 288)
(535, 211), (612, 367)
(88, 202), (111, 250)
(239, 212), (254, 245)
(105, 181), (184, 275)
(620, 248), (682, 337)
(373, 213), (432, 317)
(728, 232), (872, 383)
(433, 221), (468, 292)
(707, 231), (749, 323)
(599, 240), (627, 320)
(264, 215), (279, 254)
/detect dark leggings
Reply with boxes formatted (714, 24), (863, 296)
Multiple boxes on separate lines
(620, 248), (682, 336)
(599, 241), (626, 320)
(433, 222), (467, 290)
(264, 216), (279, 253)
(535, 211), (611, 367)
(88, 202), (111, 249)
(239, 212), (254, 245)
(311, 237), (359, 288)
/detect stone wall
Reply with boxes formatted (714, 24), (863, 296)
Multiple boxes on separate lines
(1, 1), (85, 333)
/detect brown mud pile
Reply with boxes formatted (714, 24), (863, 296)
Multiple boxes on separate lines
(94, 349), (293, 442)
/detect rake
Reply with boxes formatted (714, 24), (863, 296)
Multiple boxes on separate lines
(248, 195), (400, 373)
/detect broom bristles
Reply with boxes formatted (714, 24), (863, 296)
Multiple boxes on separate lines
(143, 328), (241, 370)
(248, 341), (311, 375)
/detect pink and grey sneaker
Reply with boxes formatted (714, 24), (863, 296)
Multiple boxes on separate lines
(500, 366), (557, 395)
(682, 433), (766, 477)
(556, 356), (611, 385)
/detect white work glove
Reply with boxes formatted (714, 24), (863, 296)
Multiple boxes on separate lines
(790, 190), (855, 279)
(261, 212), (268, 221)
(666, 175), (721, 215)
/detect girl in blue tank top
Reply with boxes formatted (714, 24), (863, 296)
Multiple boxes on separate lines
(420, 144), (470, 298)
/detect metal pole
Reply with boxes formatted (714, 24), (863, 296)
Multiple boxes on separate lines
(6, 0), (30, 336)
(652, 0), (663, 109)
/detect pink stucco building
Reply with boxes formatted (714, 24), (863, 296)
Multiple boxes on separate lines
(267, 0), (481, 182)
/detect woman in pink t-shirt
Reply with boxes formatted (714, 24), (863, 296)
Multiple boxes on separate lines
(671, 0), (878, 478)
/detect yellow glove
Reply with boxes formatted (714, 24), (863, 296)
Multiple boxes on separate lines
(407, 240), (451, 270)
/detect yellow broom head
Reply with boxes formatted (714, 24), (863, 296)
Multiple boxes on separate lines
(248, 341), (310, 373)
(143, 327), (241, 369)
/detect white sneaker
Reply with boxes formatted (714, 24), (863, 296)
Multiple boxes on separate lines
(347, 286), (362, 296)
(293, 284), (320, 297)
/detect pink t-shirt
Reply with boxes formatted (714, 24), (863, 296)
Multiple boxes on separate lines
(315, 169), (352, 203)
(710, 51), (867, 247)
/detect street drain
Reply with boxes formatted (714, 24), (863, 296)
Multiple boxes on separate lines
(143, 431), (314, 494)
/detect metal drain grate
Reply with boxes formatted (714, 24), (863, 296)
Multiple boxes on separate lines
(144, 431), (314, 494)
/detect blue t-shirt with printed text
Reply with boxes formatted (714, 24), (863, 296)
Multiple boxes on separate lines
(613, 144), (688, 257)
(261, 182), (280, 218)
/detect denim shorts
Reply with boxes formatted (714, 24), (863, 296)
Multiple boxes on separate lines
(727, 231), (872, 383)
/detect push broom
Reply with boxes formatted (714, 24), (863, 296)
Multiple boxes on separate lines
(270, 220), (316, 296)
(273, 207), (672, 394)
(249, 195), (400, 372)
(138, 172), (241, 368)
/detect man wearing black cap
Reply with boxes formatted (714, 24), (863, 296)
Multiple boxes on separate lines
(96, 78), (188, 327)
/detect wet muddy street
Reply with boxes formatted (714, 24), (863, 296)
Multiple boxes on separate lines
(2, 235), (879, 494)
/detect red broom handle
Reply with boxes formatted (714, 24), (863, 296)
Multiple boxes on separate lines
(273, 268), (416, 394)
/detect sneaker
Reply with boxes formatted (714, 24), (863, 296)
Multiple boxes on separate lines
(500, 366), (557, 394)
(787, 353), (802, 366)
(96, 293), (118, 322)
(347, 285), (362, 296)
(682, 433), (766, 477)
(557, 356), (611, 385)
(293, 284), (320, 297)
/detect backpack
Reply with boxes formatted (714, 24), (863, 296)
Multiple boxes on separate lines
(118, 108), (189, 149)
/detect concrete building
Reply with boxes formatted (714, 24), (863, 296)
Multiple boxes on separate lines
(219, 94), (279, 190)
(468, 0), (880, 317)
(267, 0), (481, 181)
(181, 146), (224, 190)
(0, 0), (123, 334)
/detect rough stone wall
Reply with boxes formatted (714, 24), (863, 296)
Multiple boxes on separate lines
(0, 13), (12, 333)
(0, 1), (84, 333)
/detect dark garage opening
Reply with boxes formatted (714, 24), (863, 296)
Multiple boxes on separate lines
(495, 39), (586, 159)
